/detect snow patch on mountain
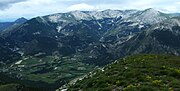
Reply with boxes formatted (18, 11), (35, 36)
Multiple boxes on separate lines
(15, 60), (23, 65)
(129, 8), (168, 24)
(48, 15), (62, 23)
(70, 11), (91, 20)
(57, 26), (62, 32)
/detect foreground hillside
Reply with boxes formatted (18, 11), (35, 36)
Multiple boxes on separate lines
(68, 54), (180, 91)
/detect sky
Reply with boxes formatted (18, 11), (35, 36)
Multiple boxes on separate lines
(0, 0), (180, 22)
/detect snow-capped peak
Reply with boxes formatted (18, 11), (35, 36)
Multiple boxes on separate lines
(129, 8), (167, 24)
(69, 10), (91, 20)
(45, 9), (169, 25)
(143, 8), (160, 16)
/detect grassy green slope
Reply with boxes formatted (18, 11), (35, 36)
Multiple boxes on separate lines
(68, 54), (180, 91)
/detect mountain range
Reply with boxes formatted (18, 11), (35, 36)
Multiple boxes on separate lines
(0, 8), (180, 90)
(0, 17), (27, 31)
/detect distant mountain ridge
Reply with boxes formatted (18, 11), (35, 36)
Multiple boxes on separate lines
(44, 8), (169, 24)
(0, 17), (27, 31)
(114, 17), (180, 58)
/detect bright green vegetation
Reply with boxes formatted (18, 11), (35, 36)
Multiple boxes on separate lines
(68, 54), (180, 91)
(1, 54), (95, 89)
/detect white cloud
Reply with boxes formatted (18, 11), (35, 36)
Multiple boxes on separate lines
(0, 0), (180, 21)
(67, 3), (97, 11)
(158, 6), (180, 13)
(0, 0), (28, 10)
(175, 2), (180, 5)
(0, 0), (68, 21)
